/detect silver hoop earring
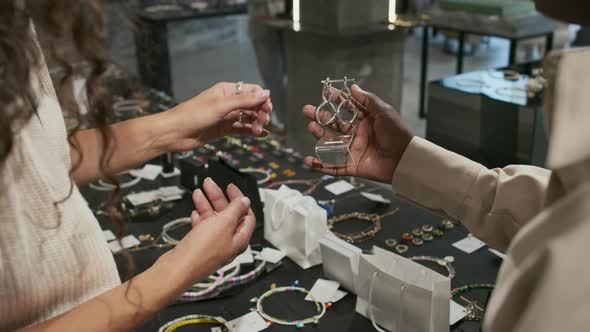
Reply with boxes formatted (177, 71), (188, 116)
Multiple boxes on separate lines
(315, 79), (337, 126)
(336, 77), (358, 124)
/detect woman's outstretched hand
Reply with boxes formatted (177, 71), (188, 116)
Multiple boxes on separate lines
(302, 84), (413, 183)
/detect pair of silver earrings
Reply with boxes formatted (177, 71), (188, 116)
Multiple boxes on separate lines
(315, 77), (358, 126)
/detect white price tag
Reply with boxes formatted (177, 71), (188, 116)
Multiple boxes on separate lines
(453, 235), (486, 254)
(125, 192), (155, 206)
(234, 246), (255, 265)
(305, 279), (340, 303)
(450, 300), (467, 325)
(158, 186), (185, 197)
(130, 164), (162, 181)
(330, 289), (348, 303)
(102, 230), (116, 242)
(324, 180), (355, 196)
(259, 248), (286, 264)
(108, 235), (140, 254)
(226, 312), (268, 332)
(360, 192), (391, 204)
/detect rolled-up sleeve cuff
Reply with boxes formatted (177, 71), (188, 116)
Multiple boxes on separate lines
(392, 137), (483, 221)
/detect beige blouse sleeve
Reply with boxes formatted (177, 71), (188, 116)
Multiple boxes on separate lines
(392, 137), (551, 252)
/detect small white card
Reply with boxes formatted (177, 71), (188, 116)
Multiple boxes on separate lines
(130, 164), (162, 181)
(226, 312), (268, 332)
(102, 230), (116, 242)
(259, 247), (286, 264)
(108, 235), (140, 254)
(330, 289), (348, 303)
(360, 192), (391, 204)
(489, 248), (507, 260)
(450, 300), (467, 325)
(235, 246), (255, 265)
(158, 186), (185, 197)
(324, 180), (355, 196)
(305, 279), (340, 303)
(452, 234), (486, 254)
(125, 192), (150, 206)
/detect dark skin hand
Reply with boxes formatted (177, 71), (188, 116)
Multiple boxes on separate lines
(302, 84), (414, 183)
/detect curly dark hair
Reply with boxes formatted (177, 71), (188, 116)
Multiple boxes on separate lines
(0, 0), (133, 274)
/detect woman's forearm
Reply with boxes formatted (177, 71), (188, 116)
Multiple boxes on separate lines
(22, 253), (194, 332)
(70, 111), (178, 186)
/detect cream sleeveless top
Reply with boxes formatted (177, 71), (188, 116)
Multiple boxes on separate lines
(0, 31), (120, 331)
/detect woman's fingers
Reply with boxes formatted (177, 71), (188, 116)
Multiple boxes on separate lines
(227, 184), (255, 217)
(303, 156), (347, 176)
(191, 210), (202, 228)
(203, 177), (229, 212)
(192, 188), (216, 219)
(231, 122), (270, 137)
(307, 122), (324, 140)
(219, 89), (270, 116)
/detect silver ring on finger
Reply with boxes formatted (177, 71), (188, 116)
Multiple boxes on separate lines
(236, 81), (244, 95)
(239, 111), (245, 123)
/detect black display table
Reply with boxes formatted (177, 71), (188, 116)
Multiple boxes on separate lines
(80, 77), (501, 331)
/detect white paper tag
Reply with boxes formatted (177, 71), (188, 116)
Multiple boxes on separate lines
(226, 312), (268, 332)
(489, 248), (507, 260)
(259, 247), (286, 264)
(234, 246), (255, 265)
(108, 235), (140, 254)
(102, 230), (116, 242)
(452, 234), (486, 254)
(450, 300), (467, 325)
(211, 327), (222, 332)
(324, 180), (355, 196)
(130, 164), (162, 181)
(330, 289), (348, 303)
(126, 192), (154, 206)
(360, 192), (391, 204)
(158, 186), (185, 197)
(305, 279), (340, 303)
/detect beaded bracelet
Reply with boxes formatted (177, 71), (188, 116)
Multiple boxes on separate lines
(451, 283), (495, 297)
(89, 171), (141, 191)
(239, 168), (272, 185)
(265, 179), (323, 195)
(179, 251), (268, 302)
(191, 263), (241, 290)
(158, 315), (229, 332)
(256, 286), (326, 328)
(409, 256), (456, 279)
(162, 217), (192, 245)
(179, 268), (226, 300)
(328, 209), (399, 244)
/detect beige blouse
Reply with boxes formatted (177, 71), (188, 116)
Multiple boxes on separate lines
(0, 34), (120, 330)
(392, 48), (590, 331)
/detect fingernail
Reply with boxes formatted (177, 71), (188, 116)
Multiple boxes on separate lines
(257, 89), (270, 98)
(195, 188), (203, 195)
(240, 197), (251, 208)
(191, 210), (198, 217)
(269, 102), (273, 111)
(205, 177), (212, 183)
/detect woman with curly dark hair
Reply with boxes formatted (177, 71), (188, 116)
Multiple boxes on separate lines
(0, 1), (272, 331)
